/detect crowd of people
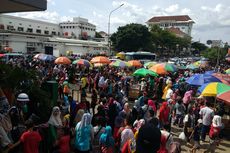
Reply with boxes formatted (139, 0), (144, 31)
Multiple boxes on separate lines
(0, 56), (228, 153)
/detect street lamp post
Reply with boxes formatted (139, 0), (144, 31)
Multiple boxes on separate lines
(108, 3), (124, 56)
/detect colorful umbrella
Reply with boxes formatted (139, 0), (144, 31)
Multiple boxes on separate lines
(204, 70), (215, 75)
(144, 62), (157, 68)
(149, 64), (168, 75)
(90, 56), (110, 64)
(128, 60), (142, 67)
(226, 69), (230, 74)
(193, 60), (208, 68)
(186, 74), (222, 86)
(133, 68), (158, 77)
(198, 82), (230, 97)
(55, 56), (71, 64)
(94, 63), (107, 67)
(186, 64), (198, 70)
(34, 53), (56, 61)
(109, 60), (131, 68)
(164, 63), (178, 72)
(72, 59), (92, 67)
(212, 73), (230, 85)
(217, 90), (230, 106)
(0, 54), (5, 57)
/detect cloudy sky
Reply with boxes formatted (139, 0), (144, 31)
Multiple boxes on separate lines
(7, 0), (230, 44)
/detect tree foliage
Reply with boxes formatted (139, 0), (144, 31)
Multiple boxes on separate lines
(111, 23), (152, 52)
(150, 25), (191, 56)
(201, 47), (227, 63)
(0, 64), (51, 122)
(191, 42), (208, 53)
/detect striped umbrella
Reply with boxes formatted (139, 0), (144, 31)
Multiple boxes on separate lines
(217, 90), (230, 106)
(149, 64), (168, 75)
(144, 62), (157, 68)
(198, 82), (230, 97)
(55, 56), (71, 65)
(164, 63), (178, 72)
(90, 56), (111, 64)
(128, 60), (142, 67)
(109, 60), (131, 68)
(72, 59), (92, 67)
(186, 64), (198, 70)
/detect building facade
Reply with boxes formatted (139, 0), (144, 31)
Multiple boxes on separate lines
(0, 14), (106, 55)
(147, 15), (194, 37)
(59, 17), (96, 40)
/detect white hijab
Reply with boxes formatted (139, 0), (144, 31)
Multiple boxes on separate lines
(79, 113), (92, 129)
(48, 106), (63, 127)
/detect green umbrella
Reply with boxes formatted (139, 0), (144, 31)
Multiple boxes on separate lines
(164, 63), (177, 72)
(144, 62), (157, 68)
(133, 68), (158, 77)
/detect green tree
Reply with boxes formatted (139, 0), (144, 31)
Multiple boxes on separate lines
(191, 42), (208, 54)
(111, 23), (153, 52)
(150, 25), (191, 57)
(0, 64), (52, 122)
(201, 47), (227, 64)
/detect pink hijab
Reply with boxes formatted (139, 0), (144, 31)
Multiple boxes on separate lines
(148, 100), (156, 112)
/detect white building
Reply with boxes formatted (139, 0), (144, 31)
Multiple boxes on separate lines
(146, 15), (194, 37)
(59, 17), (96, 40)
(0, 14), (106, 55)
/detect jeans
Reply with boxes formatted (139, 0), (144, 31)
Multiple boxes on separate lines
(201, 124), (210, 141)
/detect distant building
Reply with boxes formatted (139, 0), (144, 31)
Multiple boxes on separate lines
(0, 14), (107, 55)
(59, 17), (96, 40)
(98, 31), (107, 38)
(147, 15), (194, 37)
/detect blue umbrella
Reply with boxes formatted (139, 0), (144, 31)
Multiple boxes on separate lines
(186, 74), (222, 86)
(34, 53), (56, 61)
(204, 70), (215, 75)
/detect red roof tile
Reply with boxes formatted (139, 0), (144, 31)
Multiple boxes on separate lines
(166, 27), (187, 37)
(148, 15), (192, 22)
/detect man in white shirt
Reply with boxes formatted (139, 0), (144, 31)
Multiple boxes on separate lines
(199, 101), (214, 141)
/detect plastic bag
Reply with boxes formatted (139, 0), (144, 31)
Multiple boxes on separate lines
(179, 132), (187, 141)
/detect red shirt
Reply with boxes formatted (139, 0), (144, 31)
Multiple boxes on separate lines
(58, 135), (70, 153)
(20, 130), (42, 153)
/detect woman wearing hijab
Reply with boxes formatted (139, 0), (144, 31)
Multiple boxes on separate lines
(159, 102), (170, 131)
(148, 99), (156, 115)
(75, 113), (94, 153)
(48, 106), (63, 127)
(99, 126), (115, 153)
(46, 106), (63, 153)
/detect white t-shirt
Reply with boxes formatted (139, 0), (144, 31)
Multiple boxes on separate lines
(199, 106), (214, 126)
(166, 89), (173, 99)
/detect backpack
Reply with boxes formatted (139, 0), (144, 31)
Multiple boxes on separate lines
(169, 142), (181, 153)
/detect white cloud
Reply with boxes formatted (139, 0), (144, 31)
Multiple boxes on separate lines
(9, 11), (72, 23)
(69, 9), (77, 14)
(165, 4), (179, 13)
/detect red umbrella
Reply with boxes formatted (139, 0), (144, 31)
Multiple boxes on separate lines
(217, 90), (230, 106)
